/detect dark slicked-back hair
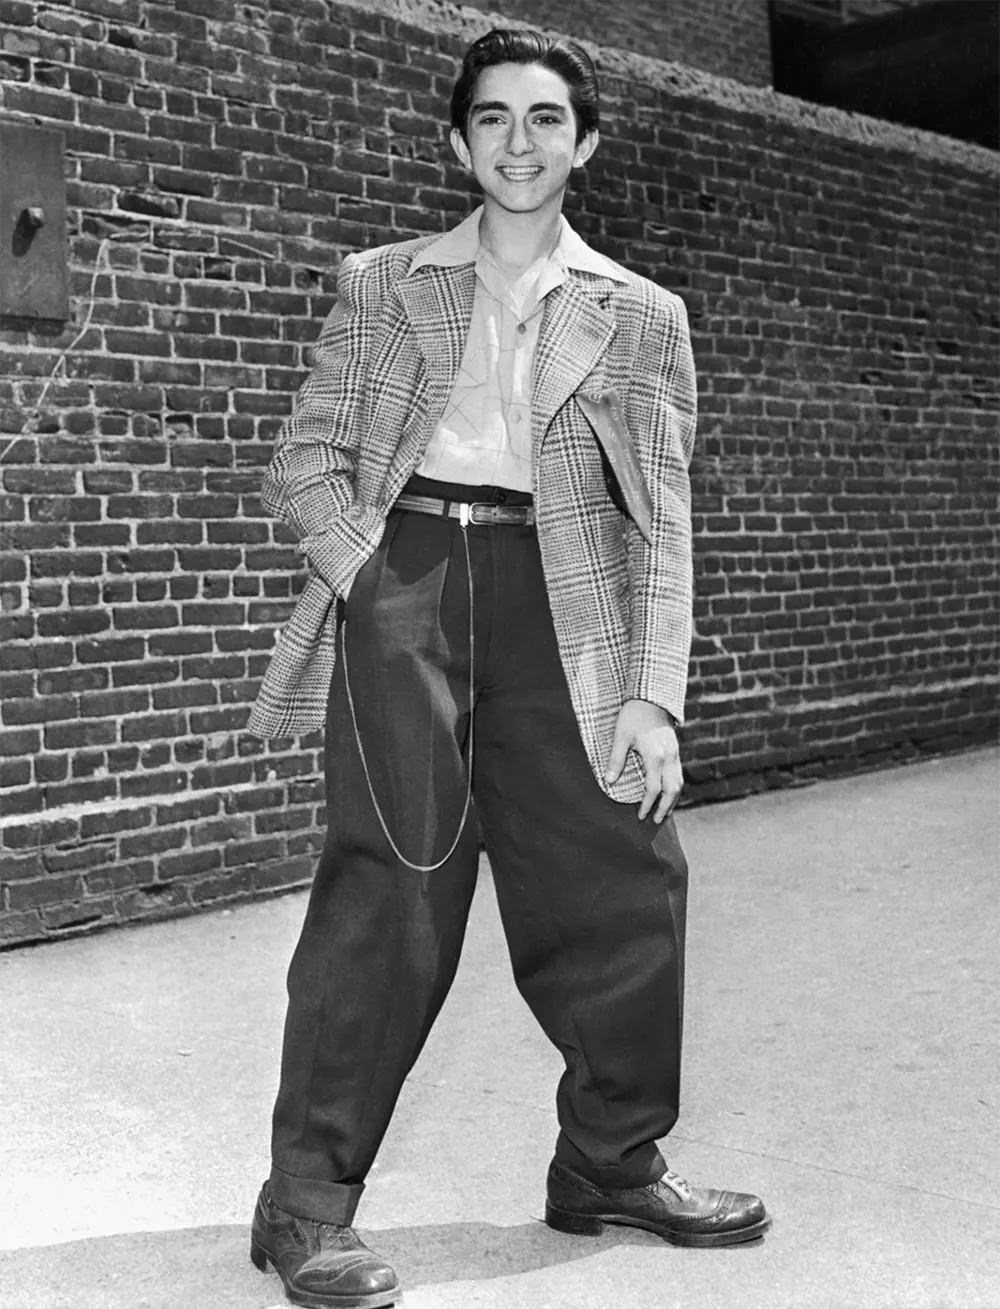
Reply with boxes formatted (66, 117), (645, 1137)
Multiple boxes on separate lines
(450, 28), (600, 145)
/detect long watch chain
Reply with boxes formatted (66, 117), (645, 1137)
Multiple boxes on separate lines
(340, 518), (475, 872)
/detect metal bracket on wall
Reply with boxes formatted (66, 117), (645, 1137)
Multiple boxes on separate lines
(0, 119), (69, 323)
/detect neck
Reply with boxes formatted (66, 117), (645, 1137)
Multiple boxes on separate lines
(478, 203), (564, 275)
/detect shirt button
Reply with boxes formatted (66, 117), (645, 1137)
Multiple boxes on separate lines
(516, 322), (527, 335)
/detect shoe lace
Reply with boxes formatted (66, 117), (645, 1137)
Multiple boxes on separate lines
(315, 1222), (358, 1251)
(658, 1165), (693, 1201)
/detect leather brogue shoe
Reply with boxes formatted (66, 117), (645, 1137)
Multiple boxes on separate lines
(545, 1158), (770, 1247)
(250, 1183), (399, 1308)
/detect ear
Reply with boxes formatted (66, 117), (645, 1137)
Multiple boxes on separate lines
(450, 127), (473, 171)
(573, 129), (599, 168)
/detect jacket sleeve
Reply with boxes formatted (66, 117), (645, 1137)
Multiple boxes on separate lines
(622, 289), (697, 723)
(261, 252), (387, 600)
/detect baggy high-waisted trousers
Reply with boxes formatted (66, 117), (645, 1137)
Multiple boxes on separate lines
(267, 480), (688, 1225)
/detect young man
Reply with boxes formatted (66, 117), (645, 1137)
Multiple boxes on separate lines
(247, 28), (768, 1309)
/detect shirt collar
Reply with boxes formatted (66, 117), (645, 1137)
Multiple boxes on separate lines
(409, 206), (629, 284)
(408, 207), (483, 271)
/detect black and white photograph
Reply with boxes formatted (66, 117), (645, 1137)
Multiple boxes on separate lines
(1, 2), (997, 1307)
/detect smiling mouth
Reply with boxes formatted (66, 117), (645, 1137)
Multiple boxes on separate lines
(497, 165), (543, 182)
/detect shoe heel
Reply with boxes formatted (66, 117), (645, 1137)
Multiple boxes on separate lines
(249, 1239), (268, 1272)
(545, 1202), (605, 1236)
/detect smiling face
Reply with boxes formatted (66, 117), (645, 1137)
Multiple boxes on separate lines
(450, 62), (598, 223)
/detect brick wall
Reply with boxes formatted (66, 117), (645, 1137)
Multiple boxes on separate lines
(0, 0), (996, 947)
(457, 0), (774, 86)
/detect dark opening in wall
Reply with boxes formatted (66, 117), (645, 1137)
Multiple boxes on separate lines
(769, 0), (999, 148)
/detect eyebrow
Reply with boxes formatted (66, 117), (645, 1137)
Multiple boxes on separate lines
(470, 100), (569, 116)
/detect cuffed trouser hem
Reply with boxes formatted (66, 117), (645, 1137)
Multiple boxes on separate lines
(554, 1133), (668, 1190)
(268, 1165), (365, 1226)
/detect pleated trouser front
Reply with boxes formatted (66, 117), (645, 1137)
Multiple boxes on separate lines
(268, 491), (688, 1225)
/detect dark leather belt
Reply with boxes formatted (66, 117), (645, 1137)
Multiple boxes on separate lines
(394, 492), (535, 527)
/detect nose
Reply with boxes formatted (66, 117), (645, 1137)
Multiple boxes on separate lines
(505, 117), (533, 155)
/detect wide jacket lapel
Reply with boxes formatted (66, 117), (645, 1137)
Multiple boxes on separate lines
(397, 264), (476, 437)
(532, 276), (616, 449)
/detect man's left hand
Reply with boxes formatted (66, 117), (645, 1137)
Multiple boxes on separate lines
(604, 699), (682, 822)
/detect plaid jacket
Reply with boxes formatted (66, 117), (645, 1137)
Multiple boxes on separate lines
(246, 225), (697, 803)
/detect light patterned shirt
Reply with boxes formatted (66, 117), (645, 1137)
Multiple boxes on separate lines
(411, 206), (627, 491)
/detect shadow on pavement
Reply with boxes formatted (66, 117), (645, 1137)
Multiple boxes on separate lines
(3, 1216), (757, 1307)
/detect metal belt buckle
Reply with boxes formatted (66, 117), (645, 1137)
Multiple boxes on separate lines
(469, 502), (530, 526)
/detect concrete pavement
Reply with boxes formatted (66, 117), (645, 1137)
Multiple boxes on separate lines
(1, 746), (998, 1309)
